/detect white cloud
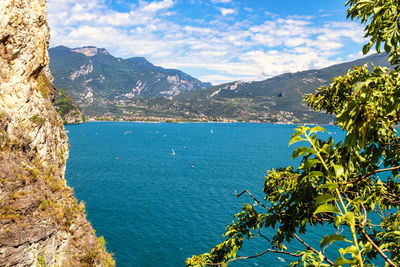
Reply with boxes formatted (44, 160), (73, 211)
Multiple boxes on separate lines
(210, 0), (232, 3)
(199, 74), (258, 85)
(142, 0), (175, 12)
(47, 0), (366, 84)
(218, 7), (237, 16)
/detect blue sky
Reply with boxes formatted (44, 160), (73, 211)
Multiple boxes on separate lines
(47, 0), (369, 85)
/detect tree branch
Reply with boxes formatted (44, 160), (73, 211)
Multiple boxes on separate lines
(253, 233), (274, 246)
(235, 189), (268, 210)
(360, 202), (367, 226)
(346, 165), (400, 184)
(296, 88), (305, 96)
(312, 215), (335, 223)
(204, 249), (301, 266)
(359, 228), (397, 267)
(293, 233), (335, 266)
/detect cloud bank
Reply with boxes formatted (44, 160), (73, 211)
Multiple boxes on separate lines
(47, 0), (366, 84)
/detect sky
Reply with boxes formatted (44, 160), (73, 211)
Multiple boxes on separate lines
(47, 0), (370, 85)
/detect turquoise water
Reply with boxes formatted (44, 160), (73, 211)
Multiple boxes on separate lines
(65, 122), (345, 266)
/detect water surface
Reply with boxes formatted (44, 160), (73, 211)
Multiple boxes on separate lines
(65, 122), (345, 266)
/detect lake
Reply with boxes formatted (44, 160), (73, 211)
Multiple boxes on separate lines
(65, 122), (345, 266)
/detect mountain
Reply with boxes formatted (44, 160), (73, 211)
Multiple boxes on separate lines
(49, 46), (390, 123)
(53, 88), (85, 124)
(169, 53), (391, 123)
(182, 53), (389, 101)
(48, 46), (211, 112)
(106, 53), (390, 124)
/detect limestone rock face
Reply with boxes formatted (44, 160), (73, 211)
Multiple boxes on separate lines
(0, 1), (114, 266)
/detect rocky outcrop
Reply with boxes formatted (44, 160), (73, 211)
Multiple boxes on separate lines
(54, 88), (85, 124)
(0, 0), (114, 266)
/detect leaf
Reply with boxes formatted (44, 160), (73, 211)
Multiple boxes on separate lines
(289, 135), (305, 146)
(362, 43), (369, 55)
(335, 257), (356, 266)
(316, 193), (336, 205)
(332, 164), (344, 178)
(322, 182), (339, 191)
(343, 245), (359, 255)
(314, 203), (341, 215)
(384, 42), (391, 53)
(291, 147), (315, 160)
(373, 6), (384, 14)
(362, 41), (373, 54)
(309, 126), (327, 134)
(304, 158), (319, 170)
(344, 212), (355, 228)
(306, 171), (324, 178)
(349, 197), (363, 205)
(376, 39), (381, 53)
(334, 215), (344, 229)
(320, 234), (351, 248)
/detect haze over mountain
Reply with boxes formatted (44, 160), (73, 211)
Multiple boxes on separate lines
(49, 46), (389, 123)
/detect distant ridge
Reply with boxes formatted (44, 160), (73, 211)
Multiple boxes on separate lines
(167, 52), (390, 123)
(49, 47), (389, 123)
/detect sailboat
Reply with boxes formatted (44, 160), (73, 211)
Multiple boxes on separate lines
(171, 149), (176, 156)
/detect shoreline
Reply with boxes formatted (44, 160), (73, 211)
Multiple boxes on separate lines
(76, 115), (334, 125)
(66, 119), (337, 127)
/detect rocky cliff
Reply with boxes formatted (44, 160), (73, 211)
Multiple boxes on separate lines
(0, 0), (114, 266)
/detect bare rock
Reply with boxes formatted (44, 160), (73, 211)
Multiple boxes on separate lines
(0, 0), (114, 266)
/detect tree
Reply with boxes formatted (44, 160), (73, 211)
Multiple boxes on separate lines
(187, 1), (400, 266)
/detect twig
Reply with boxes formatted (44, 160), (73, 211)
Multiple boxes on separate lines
(383, 195), (400, 205)
(204, 249), (301, 266)
(312, 215), (334, 223)
(346, 166), (400, 184)
(296, 88), (305, 96)
(322, 240), (334, 255)
(253, 233), (274, 246)
(293, 233), (335, 266)
(360, 202), (367, 226)
(383, 116), (399, 122)
(235, 189), (268, 210)
(359, 228), (397, 267)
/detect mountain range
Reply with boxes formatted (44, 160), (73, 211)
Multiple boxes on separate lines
(49, 46), (211, 114)
(49, 46), (390, 123)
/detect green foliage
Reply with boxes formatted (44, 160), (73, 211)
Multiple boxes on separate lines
(54, 88), (76, 115)
(37, 74), (49, 99)
(36, 251), (46, 267)
(29, 114), (46, 127)
(346, 0), (400, 66)
(53, 88), (85, 123)
(187, 1), (400, 266)
(81, 246), (100, 266)
(80, 236), (116, 267)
